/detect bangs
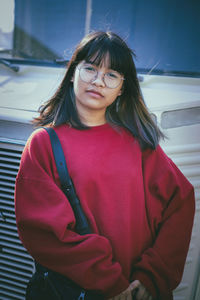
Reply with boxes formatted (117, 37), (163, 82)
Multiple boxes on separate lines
(79, 35), (131, 75)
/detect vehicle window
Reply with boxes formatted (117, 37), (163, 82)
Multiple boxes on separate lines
(0, 0), (199, 77)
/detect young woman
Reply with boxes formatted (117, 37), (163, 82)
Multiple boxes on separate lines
(15, 31), (195, 300)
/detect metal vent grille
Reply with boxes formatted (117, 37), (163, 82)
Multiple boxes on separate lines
(0, 142), (34, 300)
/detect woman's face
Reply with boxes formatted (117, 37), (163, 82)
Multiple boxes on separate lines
(72, 56), (124, 124)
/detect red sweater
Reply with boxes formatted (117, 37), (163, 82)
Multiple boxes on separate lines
(15, 123), (195, 299)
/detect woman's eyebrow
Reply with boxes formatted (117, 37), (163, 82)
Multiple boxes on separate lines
(85, 59), (108, 67)
(84, 60), (118, 73)
(85, 60), (96, 65)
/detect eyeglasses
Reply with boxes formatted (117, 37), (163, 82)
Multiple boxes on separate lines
(78, 63), (125, 89)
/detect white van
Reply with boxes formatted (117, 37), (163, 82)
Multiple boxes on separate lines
(0, 1), (199, 299)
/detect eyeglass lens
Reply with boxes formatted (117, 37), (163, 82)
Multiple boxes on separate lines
(79, 65), (123, 88)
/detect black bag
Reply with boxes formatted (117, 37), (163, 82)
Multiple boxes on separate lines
(26, 263), (102, 300)
(26, 127), (103, 300)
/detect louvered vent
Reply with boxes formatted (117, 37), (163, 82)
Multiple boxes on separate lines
(0, 142), (34, 300)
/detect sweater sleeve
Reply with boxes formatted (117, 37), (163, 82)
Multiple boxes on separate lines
(130, 145), (195, 300)
(14, 128), (129, 298)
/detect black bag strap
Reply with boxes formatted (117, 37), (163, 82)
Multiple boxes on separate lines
(45, 127), (71, 187)
(44, 127), (91, 235)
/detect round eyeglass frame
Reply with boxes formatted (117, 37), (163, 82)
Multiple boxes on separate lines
(77, 64), (125, 89)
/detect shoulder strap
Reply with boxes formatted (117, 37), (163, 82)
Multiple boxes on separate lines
(44, 127), (91, 235)
(44, 127), (71, 188)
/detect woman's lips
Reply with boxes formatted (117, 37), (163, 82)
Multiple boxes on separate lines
(86, 90), (104, 98)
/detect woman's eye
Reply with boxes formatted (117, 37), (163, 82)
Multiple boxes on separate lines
(106, 72), (118, 79)
(84, 66), (96, 72)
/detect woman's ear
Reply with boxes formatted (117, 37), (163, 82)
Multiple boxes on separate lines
(118, 87), (123, 96)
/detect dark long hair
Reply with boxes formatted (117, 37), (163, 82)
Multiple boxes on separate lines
(33, 31), (164, 149)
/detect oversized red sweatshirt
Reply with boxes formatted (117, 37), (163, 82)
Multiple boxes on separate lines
(15, 123), (195, 299)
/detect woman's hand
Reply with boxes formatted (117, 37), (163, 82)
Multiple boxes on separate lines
(130, 280), (153, 300)
(108, 280), (153, 300)
(108, 281), (137, 300)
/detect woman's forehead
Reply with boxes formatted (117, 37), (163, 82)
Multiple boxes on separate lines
(83, 49), (125, 74)
(85, 52), (111, 68)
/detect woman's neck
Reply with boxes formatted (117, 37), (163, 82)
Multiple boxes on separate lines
(76, 104), (107, 127)
(80, 114), (106, 127)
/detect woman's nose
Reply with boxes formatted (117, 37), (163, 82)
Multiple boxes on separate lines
(91, 72), (106, 87)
